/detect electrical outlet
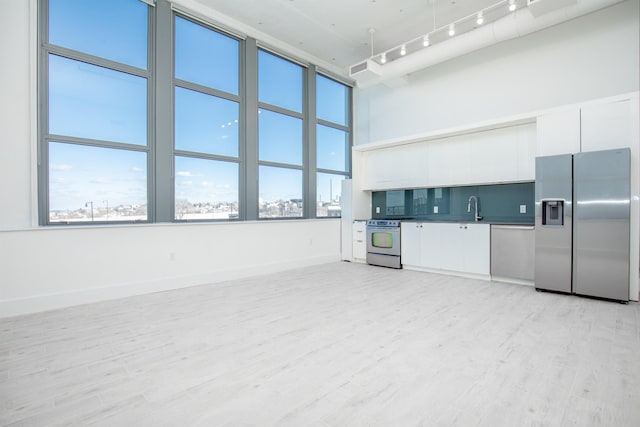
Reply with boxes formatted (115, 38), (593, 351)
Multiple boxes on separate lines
(520, 205), (527, 214)
(375, 206), (380, 214)
(433, 206), (439, 214)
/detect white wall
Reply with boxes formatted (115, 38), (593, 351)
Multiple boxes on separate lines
(0, 1), (341, 317)
(0, 220), (340, 317)
(0, 0), (35, 229)
(354, 0), (639, 144)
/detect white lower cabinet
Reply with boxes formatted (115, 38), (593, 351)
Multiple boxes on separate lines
(458, 223), (491, 275)
(400, 222), (423, 266)
(401, 222), (490, 278)
(352, 221), (367, 262)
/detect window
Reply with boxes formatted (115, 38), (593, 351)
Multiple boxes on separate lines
(40, 0), (352, 225)
(258, 50), (305, 219)
(173, 16), (241, 221)
(48, 143), (147, 222)
(317, 74), (349, 126)
(42, 0), (150, 223)
(258, 109), (303, 165)
(48, 55), (147, 146)
(175, 16), (239, 95)
(258, 50), (302, 113)
(48, 0), (148, 69)
(316, 172), (345, 217)
(175, 157), (239, 220)
(315, 75), (351, 217)
(174, 87), (239, 158)
(259, 166), (303, 218)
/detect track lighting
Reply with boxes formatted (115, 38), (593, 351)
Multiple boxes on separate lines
(365, 0), (525, 68)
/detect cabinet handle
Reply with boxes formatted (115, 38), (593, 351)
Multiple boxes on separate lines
(492, 225), (535, 230)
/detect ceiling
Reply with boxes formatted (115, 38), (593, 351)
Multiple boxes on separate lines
(191, 0), (504, 71)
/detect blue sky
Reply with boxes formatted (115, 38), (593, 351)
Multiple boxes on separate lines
(49, 142), (147, 212)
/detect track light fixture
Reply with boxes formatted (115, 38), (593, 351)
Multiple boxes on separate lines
(369, 0), (525, 67)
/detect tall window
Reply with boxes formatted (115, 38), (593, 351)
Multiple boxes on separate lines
(43, 0), (150, 223)
(316, 75), (351, 217)
(174, 16), (241, 221)
(40, 0), (352, 225)
(258, 50), (304, 218)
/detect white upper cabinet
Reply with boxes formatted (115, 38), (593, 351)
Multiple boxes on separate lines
(468, 124), (535, 183)
(536, 109), (581, 156)
(360, 123), (535, 191)
(581, 100), (632, 152)
(536, 99), (634, 156)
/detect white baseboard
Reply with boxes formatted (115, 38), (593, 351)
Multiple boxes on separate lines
(491, 276), (535, 287)
(402, 265), (491, 281)
(0, 255), (339, 318)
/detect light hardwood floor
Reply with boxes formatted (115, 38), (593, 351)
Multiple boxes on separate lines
(1, 262), (639, 426)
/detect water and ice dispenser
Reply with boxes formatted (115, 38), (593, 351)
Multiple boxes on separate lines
(542, 200), (564, 226)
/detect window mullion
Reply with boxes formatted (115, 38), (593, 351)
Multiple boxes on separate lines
(154, 0), (174, 222)
(306, 65), (317, 218)
(244, 37), (259, 221)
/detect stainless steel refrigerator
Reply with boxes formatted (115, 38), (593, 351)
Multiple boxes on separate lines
(535, 148), (630, 302)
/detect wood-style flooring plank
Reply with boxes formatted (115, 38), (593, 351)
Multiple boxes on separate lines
(1, 262), (639, 426)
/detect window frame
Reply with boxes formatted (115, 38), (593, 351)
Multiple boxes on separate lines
(314, 73), (352, 218)
(257, 48), (307, 220)
(37, 0), (353, 226)
(172, 13), (243, 223)
(38, 0), (155, 225)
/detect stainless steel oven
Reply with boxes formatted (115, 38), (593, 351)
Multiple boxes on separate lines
(366, 220), (401, 269)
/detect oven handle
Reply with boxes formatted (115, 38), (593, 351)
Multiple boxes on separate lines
(367, 227), (400, 232)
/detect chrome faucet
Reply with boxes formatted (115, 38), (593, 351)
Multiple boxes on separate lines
(467, 196), (483, 221)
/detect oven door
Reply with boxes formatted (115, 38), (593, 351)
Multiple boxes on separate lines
(366, 226), (400, 256)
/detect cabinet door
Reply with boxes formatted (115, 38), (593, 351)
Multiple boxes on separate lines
(462, 224), (491, 275)
(352, 221), (367, 260)
(438, 223), (464, 272)
(581, 100), (631, 152)
(420, 223), (442, 269)
(401, 222), (422, 266)
(437, 223), (490, 275)
(536, 109), (580, 156)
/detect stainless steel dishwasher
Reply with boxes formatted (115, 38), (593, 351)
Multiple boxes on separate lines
(490, 225), (535, 283)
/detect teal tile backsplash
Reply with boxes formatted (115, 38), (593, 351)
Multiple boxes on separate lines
(372, 182), (534, 224)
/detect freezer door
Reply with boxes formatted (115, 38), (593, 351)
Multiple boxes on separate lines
(573, 148), (630, 301)
(535, 154), (573, 293)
